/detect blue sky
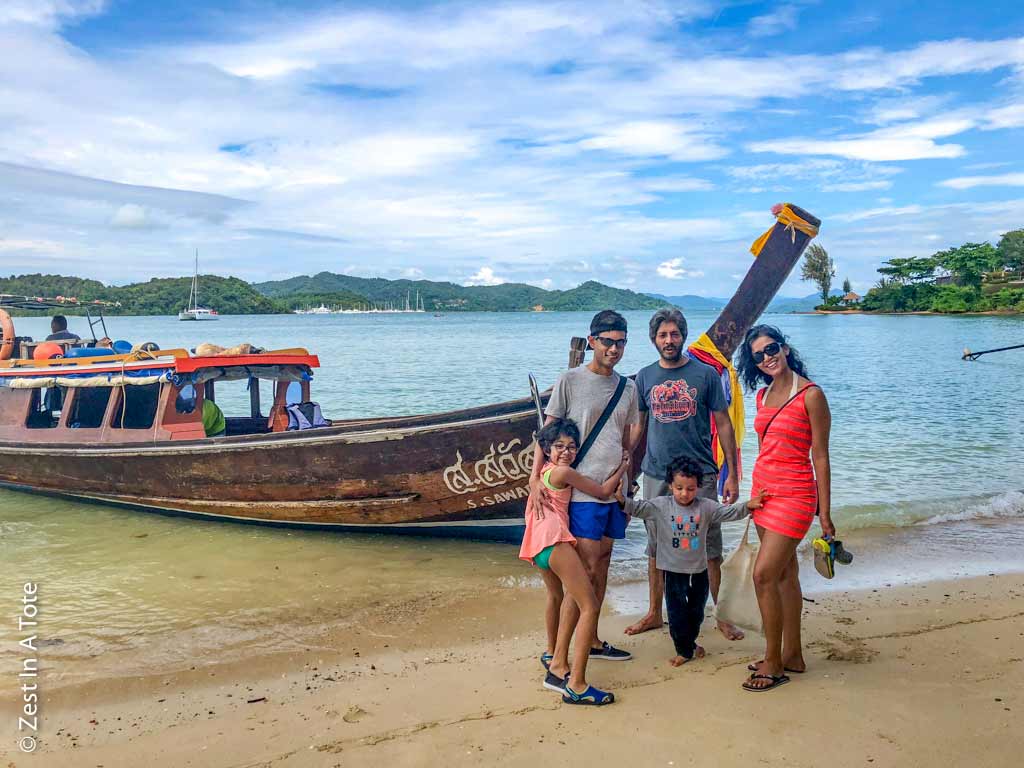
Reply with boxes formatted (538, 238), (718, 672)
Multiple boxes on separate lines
(1, 1), (1022, 297)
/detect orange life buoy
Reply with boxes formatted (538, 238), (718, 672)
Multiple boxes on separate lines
(0, 308), (15, 360)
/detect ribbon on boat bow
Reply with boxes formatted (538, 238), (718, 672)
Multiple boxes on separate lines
(749, 203), (819, 257)
(687, 333), (744, 495)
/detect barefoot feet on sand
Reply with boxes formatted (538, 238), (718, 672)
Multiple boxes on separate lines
(624, 613), (664, 636)
(669, 646), (705, 666)
(717, 619), (745, 641)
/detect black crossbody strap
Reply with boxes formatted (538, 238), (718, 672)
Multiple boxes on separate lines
(572, 375), (627, 469)
(757, 383), (818, 445)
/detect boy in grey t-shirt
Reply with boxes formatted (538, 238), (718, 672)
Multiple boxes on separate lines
(623, 456), (766, 666)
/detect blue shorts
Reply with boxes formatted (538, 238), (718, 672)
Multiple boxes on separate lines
(569, 501), (628, 541)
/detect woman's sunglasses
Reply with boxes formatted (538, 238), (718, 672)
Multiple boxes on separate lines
(752, 341), (782, 363)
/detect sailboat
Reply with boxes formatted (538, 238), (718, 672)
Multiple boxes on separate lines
(178, 250), (219, 321)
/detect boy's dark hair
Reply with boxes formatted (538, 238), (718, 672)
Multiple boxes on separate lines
(648, 307), (687, 343)
(590, 309), (627, 336)
(665, 455), (704, 486)
(52, 315), (68, 330)
(536, 418), (581, 454)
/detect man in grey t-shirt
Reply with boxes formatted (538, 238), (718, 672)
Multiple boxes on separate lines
(625, 308), (742, 641)
(531, 310), (641, 662)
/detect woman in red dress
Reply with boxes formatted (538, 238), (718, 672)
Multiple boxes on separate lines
(735, 325), (834, 692)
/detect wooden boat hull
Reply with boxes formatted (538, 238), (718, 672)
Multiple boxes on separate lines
(0, 397), (542, 541)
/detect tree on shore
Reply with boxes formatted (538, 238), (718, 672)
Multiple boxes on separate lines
(877, 256), (936, 284)
(842, 277), (852, 294)
(801, 244), (836, 305)
(935, 242), (999, 290)
(997, 230), (1024, 276)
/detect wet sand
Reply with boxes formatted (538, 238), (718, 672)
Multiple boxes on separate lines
(5, 573), (1022, 767)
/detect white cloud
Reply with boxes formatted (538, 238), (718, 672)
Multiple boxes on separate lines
(579, 121), (727, 161)
(939, 173), (1024, 190)
(110, 203), (160, 229)
(749, 118), (974, 161)
(831, 205), (924, 223)
(656, 257), (704, 280)
(984, 103), (1024, 129)
(641, 176), (714, 192)
(748, 5), (800, 39)
(464, 266), (506, 286)
(0, 0), (104, 27)
(400, 267), (424, 278)
(0, 238), (65, 252)
(823, 180), (893, 192)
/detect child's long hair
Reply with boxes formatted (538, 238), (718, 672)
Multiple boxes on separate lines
(536, 418), (581, 457)
(734, 324), (809, 391)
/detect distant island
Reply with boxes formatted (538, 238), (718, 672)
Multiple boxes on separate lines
(806, 231), (1024, 315)
(0, 272), (667, 315)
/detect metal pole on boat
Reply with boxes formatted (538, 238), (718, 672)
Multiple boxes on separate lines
(962, 343), (1024, 361)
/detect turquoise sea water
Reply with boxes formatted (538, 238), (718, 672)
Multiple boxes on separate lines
(2, 310), (1022, 677)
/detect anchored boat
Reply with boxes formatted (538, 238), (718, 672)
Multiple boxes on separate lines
(178, 250), (219, 321)
(0, 205), (820, 540)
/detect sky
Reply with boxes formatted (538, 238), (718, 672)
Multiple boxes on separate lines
(1, 0), (1023, 297)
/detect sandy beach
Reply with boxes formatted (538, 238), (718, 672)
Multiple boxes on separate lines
(4, 571), (1022, 767)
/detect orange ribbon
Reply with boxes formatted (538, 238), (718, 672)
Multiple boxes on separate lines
(750, 204), (819, 257)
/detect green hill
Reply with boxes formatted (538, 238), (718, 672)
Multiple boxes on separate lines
(0, 274), (287, 315)
(255, 273), (666, 312)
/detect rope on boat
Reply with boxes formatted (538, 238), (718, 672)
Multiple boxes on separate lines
(962, 343), (1024, 361)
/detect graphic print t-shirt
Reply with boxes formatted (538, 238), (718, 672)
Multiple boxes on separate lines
(636, 358), (726, 479)
(626, 495), (749, 573)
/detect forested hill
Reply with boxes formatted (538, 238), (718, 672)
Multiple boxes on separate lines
(0, 274), (286, 315)
(254, 273), (667, 311)
(1, 272), (670, 314)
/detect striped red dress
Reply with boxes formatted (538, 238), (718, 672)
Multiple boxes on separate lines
(751, 382), (819, 539)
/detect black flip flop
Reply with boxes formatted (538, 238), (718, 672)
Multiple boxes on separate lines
(742, 673), (790, 692)
(747, 660), (805, 674)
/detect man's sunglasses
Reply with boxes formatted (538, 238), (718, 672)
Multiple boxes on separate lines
(752, 341), (782, 364)
(593, 336), (627, 349)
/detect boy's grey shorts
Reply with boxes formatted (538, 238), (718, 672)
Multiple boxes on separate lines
(640, 471), (722, 561)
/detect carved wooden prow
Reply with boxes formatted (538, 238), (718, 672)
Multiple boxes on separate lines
(568, 337), (587, 369)
(705, 203), (821, 359)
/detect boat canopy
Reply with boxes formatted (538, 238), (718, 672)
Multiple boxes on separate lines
(1, 348), (319, 390)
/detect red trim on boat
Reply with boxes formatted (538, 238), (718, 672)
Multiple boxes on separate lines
(173, 353), (320, 372)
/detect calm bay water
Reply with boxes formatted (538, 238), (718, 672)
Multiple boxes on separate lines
(2, 310), (1023, 679)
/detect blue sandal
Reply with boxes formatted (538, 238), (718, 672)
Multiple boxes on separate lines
(540, 652), (553, 670)
(562, 684), (615, 706)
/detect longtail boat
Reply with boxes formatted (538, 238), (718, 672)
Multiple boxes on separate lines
(0, 205), (820, 541)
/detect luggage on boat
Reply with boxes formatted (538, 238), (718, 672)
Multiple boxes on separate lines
(285, 402), (329, 430)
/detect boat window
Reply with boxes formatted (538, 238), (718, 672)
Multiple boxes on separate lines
(67, 387), (113, 429)
(175, 383), (197, 414)
(25, 388), (63, 429)
(112, 384), (160, 429)
(286, 381), (302, 404)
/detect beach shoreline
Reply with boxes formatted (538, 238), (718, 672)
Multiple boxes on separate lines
(5, 570), (1022, 767)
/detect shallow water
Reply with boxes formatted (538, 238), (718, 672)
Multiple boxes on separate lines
(2, 310), (1022, 677)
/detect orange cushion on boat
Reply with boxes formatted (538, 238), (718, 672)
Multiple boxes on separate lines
(33, 342), (64, 360)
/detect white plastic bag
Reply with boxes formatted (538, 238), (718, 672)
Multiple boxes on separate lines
(714, 519), (763, 635)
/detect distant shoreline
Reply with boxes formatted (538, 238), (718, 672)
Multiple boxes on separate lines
(795, 309), (1024, 317)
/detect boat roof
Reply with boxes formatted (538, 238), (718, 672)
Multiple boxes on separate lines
(0, 348), (319, 381)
